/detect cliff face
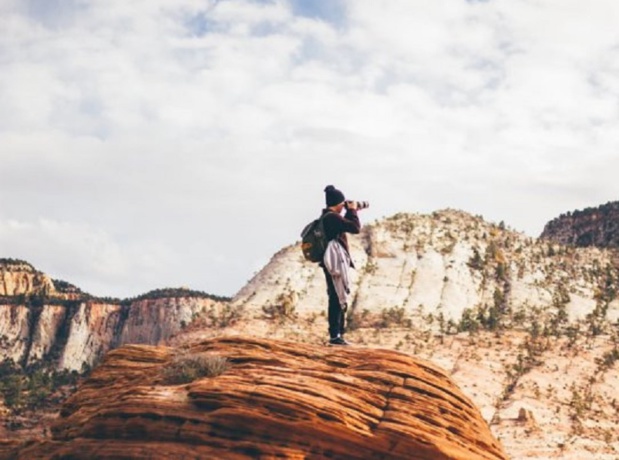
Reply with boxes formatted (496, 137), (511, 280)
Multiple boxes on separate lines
(0, 261), (226, 371)
(7, 337), (507, 460)
(540, 201), (619, 248)
(0, 301), (119, 370)
(118, 297), (207, 346)
(0, 299), (219, 371)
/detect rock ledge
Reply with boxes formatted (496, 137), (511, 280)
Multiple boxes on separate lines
(9, 336), (507, 460)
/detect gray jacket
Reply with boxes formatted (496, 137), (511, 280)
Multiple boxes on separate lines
(323, 239), (351, 307)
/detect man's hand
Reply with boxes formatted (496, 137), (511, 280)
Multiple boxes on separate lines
(346, 201), (358, 210)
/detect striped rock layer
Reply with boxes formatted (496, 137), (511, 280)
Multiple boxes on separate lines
(11, 336), (506, 460)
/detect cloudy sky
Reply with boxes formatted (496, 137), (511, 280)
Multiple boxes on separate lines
(1, 0), (619, 298)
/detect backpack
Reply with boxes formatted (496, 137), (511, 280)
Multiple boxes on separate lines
(300, 213), (332, 263)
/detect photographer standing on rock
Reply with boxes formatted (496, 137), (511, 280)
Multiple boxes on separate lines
(320, 185), (367, 346)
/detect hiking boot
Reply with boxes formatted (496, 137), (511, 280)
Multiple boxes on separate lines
(329, 336), (349, 346)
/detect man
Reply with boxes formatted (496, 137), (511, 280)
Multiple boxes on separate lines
(321, 185), (361, 345)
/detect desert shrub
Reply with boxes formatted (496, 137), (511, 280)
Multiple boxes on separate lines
(597, 347), (619, 372)
(262, 291), (297, 322)
(565, 323), (581, 348)
(51, 369), (80, 389)
(376, 306), (412, 328)
(0, 360), (83, 414)
(543, 284), (571, 336)
(347, 308), (372, 331)
(364, 260), (378, 275)
(568, 381), (595, 423)
(457, 307), (481, 333)
(478, 303), (503, 331)
(596, 328), (619, 372)
(1, 374), (23, 408)
(206, 304), (243, 328)
(522, 334), (550, 364)
(162, 351), (229, 384)
(585, 301), (609, 336)
(457, 300), (508, 333)
(27, 386), (51, 409)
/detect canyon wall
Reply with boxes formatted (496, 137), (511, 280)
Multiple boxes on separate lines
(0, 260), (226, 371)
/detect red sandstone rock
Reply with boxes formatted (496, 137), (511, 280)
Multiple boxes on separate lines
(9, 336), (507, 460)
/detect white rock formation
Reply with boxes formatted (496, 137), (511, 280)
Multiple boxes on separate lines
(233, 210), (619, 326)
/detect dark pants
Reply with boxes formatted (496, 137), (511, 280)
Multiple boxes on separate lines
(323, 267), (346, 339)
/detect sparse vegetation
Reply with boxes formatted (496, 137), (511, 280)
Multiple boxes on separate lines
(262, 291), (297, 322)
(595, 327), (619, 372)
(467, 247), (484, 270)
(363, 260), (378, 275)
(205, 304), (243, 328)
(0, 258), (36, 270)
(161, 351), (229, 384)
(347, 308), (372, 331)
(457, 307), (481, 333)
(568, 380), (596, 429)
(0, 359), (81, 411)
(376, 306), (412, 328)
(125, 287), (231, 304)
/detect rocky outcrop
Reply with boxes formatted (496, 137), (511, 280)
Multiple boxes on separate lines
(234, 210), (619, 325)
(540, 201), (619, 248)
(0, 260), (55, 297)
(7, 337), (507, 460)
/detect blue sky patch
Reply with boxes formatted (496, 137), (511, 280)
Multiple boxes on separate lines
(236, 0), (347, 25)
(288, 0), (347, 26)
(26, 0), (86, 28)
(185, 12), (223, 37)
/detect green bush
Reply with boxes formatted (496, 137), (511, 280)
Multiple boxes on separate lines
(457, 307), (481, 333)
(1, 374), (23, 408)
(0, 360), (82, 414)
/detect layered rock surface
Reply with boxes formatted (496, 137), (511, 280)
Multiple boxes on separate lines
(6, 336), (507, 460)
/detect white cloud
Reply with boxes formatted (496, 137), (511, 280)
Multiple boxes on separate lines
(1, 0), (619, 297)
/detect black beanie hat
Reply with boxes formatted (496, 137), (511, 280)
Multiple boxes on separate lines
(325, 185), (345, 207)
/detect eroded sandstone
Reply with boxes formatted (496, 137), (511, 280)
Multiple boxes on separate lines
(9, 336), (507, 460)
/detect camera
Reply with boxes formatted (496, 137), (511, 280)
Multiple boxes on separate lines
(345, 200), (370, 210)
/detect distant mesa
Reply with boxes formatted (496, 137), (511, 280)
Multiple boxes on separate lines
(540, 200), (619, 248)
